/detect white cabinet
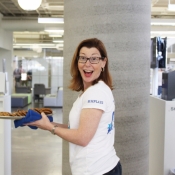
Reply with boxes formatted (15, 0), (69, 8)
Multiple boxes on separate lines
(0, 95), (11, 175)
(149, 96), (175, 175)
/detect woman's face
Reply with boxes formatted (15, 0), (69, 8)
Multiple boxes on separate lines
(78, 47), (106, 90)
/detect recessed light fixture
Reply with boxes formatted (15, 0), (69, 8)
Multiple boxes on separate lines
(38, 18), (64, 24)
(18, 0), (42, 10)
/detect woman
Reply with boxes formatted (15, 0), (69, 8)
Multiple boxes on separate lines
(27, 38), (122, 175)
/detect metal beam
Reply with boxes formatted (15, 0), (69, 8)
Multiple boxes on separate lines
(10, 0), (29, 16)
(40, 0), (52, 17)
(151, 0), (160, 7)
(0, 2), (16, 16)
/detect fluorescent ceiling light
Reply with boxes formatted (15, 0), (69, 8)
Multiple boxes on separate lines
(151, 22), (175, 26)
(151, 19), (175, 26)
(13, 45), (63, 49)
(38, 18), (64, 24)
(14, 43), (64, 47)
(52, 40), (64, 43)
(13, 43), (64, 49)
(14, 43), (56, 46)
(45, 28), (64, 33)
(151, 31), (175, 34)
(168, 4), (175, 11)
(49, 34), (62, 37)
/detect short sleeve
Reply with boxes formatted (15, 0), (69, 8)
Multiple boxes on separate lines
(81, 87), (106, 111)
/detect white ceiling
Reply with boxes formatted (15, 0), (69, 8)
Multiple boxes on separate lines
(0, 0), (64, 58)
(0, 0), (64, 19)
(151, 0), (175, 38)
(1, 0), (175, 58)
(151, 0), (175, 17)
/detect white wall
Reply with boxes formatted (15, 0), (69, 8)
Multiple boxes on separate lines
(32, 57), (63, 94)
(0, 15), (13, 94)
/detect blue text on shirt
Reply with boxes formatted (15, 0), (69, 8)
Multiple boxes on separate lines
(88, 100), (103, 104)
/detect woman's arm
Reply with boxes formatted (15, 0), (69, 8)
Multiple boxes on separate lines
(26, 109), (103, 147)
(52, 108), (103, 146)
(51, 122), (68, 128)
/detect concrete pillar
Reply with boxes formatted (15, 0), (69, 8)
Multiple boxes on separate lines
(63, 1), (150, 175)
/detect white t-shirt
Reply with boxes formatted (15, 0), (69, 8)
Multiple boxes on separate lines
(69, 81), (119, 175)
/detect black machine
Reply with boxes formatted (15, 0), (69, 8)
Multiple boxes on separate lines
(161, 70), (175, 101)
(150, 37), (167, 69)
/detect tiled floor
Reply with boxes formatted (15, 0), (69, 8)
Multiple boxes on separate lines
(11, 101), (63, 175)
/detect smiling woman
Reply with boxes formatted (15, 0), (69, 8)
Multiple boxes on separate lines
(67, 38), (121, 175)
(25, 38), (122, 175)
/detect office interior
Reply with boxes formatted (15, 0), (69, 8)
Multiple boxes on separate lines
(0, 0), (175, 175)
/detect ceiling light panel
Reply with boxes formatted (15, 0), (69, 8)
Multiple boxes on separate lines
(151, 19), (175, 26)
(53, 41), (64, 43)
(38, 18), (64, 24)
(44, 28), (64, 33)
(168, 4), (175, 11)
(49, 34), (62, 37)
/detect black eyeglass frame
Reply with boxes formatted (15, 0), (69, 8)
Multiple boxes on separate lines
(77, 56), (105, 64)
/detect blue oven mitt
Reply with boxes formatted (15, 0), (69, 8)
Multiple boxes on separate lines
(14, 109), (53, 130)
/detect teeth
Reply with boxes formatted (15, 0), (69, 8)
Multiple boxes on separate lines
(84, 70), (92, 72)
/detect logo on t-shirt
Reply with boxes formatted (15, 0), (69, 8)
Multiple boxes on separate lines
(107, 111), (114, 134)
(88, 100), (103, 104)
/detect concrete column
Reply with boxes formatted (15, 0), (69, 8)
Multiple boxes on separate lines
(63, 1), (150, 175)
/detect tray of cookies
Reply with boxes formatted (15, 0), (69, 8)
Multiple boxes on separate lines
(0, 108), (53, 120)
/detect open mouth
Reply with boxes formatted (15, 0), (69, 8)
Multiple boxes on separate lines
(83, 70), (93, 77)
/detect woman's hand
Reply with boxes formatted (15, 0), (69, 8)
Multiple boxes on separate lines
(25, 112), (53, 131)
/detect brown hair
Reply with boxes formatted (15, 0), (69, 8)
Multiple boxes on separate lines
(69, 38), (113, 91)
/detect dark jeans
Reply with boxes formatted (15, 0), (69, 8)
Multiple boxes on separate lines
(103, 161), (122, 175)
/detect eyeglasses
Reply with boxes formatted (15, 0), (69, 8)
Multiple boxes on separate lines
(77, 56), (104, 64)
